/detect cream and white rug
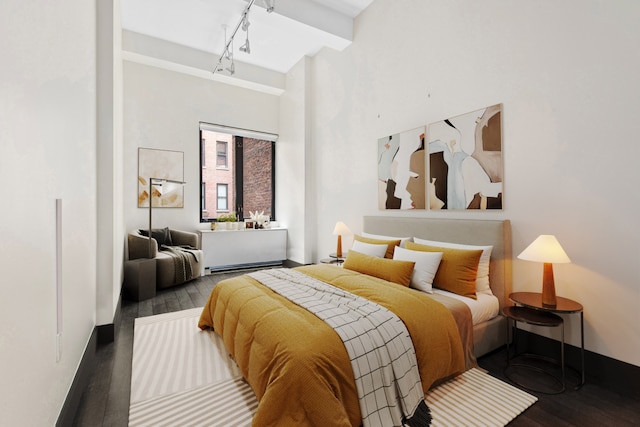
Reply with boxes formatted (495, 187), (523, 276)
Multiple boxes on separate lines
(130, 309), (537, 427)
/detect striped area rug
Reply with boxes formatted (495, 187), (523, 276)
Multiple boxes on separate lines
(425, 368), (538, 427)
(130, 309), (537, 427)
(130, 308), (241, 404)
(130, 377), (257, 427)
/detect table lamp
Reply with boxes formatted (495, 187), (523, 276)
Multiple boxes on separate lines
(517, 234), (571, 307)
(332, 221), (352, 258)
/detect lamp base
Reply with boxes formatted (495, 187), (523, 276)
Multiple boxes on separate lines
(336, 235), (343, 258)
(541, 262), (557, 307)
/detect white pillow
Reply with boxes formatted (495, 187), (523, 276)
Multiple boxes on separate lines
(351, 240), (388, 258)
(361, 232), (413, 248)
(413, 238), (493, 295)
(393, 246), (443, 293)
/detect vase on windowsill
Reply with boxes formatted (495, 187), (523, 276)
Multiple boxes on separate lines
(249, 211), (270, 230)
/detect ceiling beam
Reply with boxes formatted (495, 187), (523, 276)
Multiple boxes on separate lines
(122, 30), (286, 95)
(250, 0), (353, 43)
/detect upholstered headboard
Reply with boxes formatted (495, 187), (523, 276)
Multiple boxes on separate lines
(362, 217), (513, 311)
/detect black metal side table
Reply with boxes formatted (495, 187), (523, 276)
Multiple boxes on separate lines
(320, 252), (346, 266)
(511, 292), (585, 390)
(503, 305), (565, 394)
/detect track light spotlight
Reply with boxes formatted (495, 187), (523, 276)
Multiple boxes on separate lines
(241, 13), (250, 31)
(240, 38), (250, 54)
(264, 0), (275, 13)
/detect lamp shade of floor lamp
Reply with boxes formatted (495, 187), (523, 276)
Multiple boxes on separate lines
(332, 221), (352, 258)
(517, 235), (571, 307)
(148, 178), (186, 258)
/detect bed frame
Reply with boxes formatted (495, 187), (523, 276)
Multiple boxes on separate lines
(362, 216), (512, 357)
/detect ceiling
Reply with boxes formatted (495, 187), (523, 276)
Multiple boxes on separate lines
(121, 0), (374, 74)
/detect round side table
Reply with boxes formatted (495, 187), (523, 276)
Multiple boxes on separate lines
(503, 305), (565, 394)
(320, 253), (346, 266)
(510, 292), (585, 390)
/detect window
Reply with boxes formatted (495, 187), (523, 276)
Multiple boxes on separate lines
(200, 123), (277, 222)
(201, 183), (206, 211)
(216, 184), (228, 211)
(201, 138), (206, 167)
(216, 141), (228, 168)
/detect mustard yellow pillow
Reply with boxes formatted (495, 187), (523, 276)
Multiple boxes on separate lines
(343, 250), (415, 287)
(353, 235), (401, 259)
(405, 242), (482, 299)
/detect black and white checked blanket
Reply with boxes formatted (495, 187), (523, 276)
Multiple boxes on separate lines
(248, 268), (430, 427)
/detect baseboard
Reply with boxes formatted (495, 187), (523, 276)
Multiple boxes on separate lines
(56, 328), (98, 427)
(58, 293), (123, 425)
(282, 259), (304, 268)
(516, 330), (640, 398)
(206, 260), (284, 273)
(203, 259), (304, 274)
(97, 293), (122, 345)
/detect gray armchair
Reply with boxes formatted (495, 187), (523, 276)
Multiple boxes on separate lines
(128, 228), (204, 289)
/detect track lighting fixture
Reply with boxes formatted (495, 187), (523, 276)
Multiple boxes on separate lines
(212, 0), (274, 75)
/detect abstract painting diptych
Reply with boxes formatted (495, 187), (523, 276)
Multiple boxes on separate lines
(378, 104), (503, 211)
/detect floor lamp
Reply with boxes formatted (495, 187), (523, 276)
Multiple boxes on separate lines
(148, 178), (186, 258)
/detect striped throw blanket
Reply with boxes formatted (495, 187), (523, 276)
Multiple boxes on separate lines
(161, 245), (198, 283)
(248, 269), (430, 427)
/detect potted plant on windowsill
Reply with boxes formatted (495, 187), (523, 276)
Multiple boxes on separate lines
(216, 212), (239, 230)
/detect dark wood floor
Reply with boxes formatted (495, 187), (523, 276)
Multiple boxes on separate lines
(73, 272), (640, 426)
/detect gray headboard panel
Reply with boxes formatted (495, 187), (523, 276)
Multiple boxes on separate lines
(362, 217), (513, 311)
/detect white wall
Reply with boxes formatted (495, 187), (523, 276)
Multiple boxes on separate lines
(96, 0), (125, 327)
(306, 0), (640, 367)
(0, 1), (97, 425)
(123, 61), (280, 234)
(278, 57), (317, 264)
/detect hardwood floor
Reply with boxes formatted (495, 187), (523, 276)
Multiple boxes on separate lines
(478, 351), (639, 426)
(72, 271), (226, 427)
(72, 272), (640, 426)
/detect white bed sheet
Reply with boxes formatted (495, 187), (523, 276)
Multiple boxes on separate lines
(432, 289), (499, 326)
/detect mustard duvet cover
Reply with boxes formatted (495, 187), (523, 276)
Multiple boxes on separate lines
(198, 264), (467, 427)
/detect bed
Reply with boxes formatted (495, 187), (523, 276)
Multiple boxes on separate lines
(198, 217), (512, 427)
(362, 216), (513, 358)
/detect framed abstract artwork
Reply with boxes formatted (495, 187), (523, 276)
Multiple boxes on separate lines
(427, 104), (503, 210)
(378, 126), (426, 210)
(138, 148), (184, 208)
